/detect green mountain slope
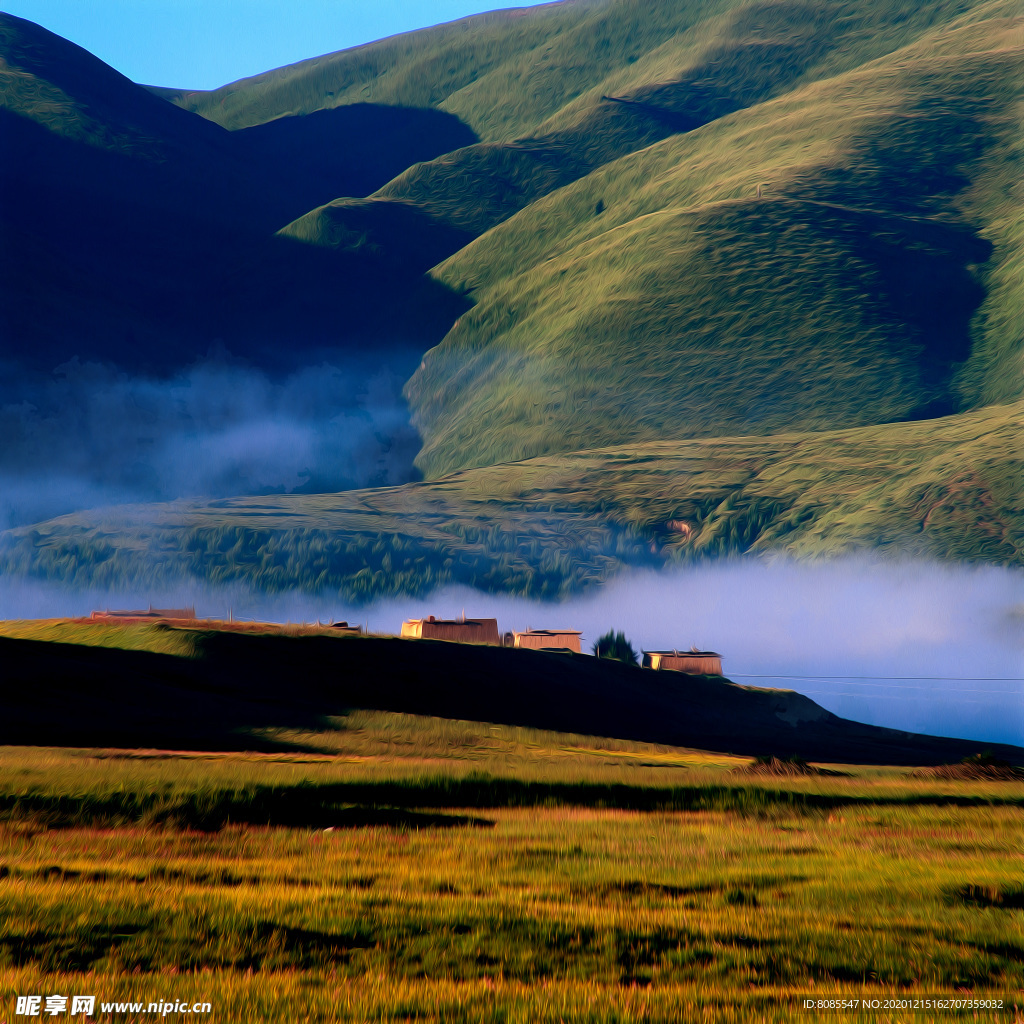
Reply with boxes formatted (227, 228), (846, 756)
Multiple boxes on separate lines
(212, 0), (1022, 480)
(157, 2), (613, 137)
(166, 0), (994, 144)
(3, 2), (1021, 581)
(407, 7), (1024, 476)
(3, 403), (1018, 599)
(276, 0), (1005, 268)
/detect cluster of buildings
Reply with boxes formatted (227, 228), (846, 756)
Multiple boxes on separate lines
(86, 608), (722, 676)
(400, 614), (723, 675)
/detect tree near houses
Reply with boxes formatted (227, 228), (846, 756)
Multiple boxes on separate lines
(592, 630), (638, 666)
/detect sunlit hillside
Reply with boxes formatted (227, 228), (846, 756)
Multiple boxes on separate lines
(407, 6), (1024, 475)
(169, 0), (1024, 478)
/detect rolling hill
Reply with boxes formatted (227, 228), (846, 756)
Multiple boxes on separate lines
(0, 12), (472, 369)
(167, 0), (1024, 478)
(405, 6), (1024, 475)
(1, 0), (1021, 584)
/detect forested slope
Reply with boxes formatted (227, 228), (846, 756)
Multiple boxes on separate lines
(3, 402), (1018, 599)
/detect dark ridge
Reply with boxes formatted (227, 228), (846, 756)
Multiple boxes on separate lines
(1, 632), (1021, 766)
(288, 199), (478, 276)
(0, 107), (469, 373)
(0, 13), (228, 150)
(1, 11), (478, 371)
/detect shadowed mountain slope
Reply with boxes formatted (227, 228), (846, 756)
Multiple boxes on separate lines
(0, 13), (473, 370)
(231, 104), (477, 213)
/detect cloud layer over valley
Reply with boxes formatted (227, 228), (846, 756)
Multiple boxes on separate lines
(0, 354), (422, 528)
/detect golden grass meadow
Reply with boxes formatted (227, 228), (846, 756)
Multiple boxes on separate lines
(1, 711), (1022, 1022)
(3, 0), (1024, 1019)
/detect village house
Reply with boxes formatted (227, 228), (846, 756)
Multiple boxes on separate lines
(401, 615), (500, 645)
(641, 648), (723, 675)
(512, 629), (582, 653)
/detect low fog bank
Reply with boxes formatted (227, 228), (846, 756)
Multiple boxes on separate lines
(1, 559), (1020, 747)
(0, 354), (422, 528)
(364, 560), (1023, 746)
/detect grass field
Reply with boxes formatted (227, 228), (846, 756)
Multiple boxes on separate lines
(1, 713), (1022, 1022)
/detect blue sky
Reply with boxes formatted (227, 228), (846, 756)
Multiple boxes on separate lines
(4, 1), (556, 89)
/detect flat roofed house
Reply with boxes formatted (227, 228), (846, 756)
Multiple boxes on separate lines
(513, 629), (582, 653)
(400, 615), (500, 645)
(642, 648), (723, 675)
(90, 605), (196, 621)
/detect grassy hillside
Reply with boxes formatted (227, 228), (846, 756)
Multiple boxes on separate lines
(214, 0), (1023, 477)
(158, 2), (616, 137)
(288, 0), (1002, 247)
(4, 622), (1021, 762)
(8, 1), (1021, 394)
(2, 402), (1018, 599)
(407, 6), (1024, 475)
(166, 0), (998, 144)
(4, 1), (1022, 577)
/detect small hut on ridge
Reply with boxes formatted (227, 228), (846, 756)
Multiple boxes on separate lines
(401, 615), (499, 645)
(512, 629), (582, 653)
(642, 647), (723, 675)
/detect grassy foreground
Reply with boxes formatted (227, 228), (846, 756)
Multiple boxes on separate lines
(1, 713), (1022, 1022)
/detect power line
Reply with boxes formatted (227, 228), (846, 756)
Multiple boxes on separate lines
(730, 673), (1022, 682)
(780, 689), (1014, 697)
(733, 671), (1019, 696)
(794, 692), (1015, 704)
